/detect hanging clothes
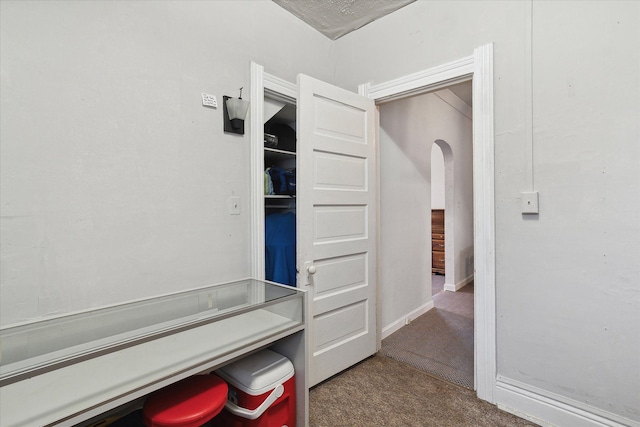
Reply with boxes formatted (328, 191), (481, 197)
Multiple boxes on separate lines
(265, 212), (296, 286)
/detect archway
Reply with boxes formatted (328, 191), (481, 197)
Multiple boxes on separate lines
(432, 139), (455, 290)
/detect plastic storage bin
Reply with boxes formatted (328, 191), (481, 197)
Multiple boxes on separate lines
(213, 349), (295, 427)
(143, 375), (228, 427)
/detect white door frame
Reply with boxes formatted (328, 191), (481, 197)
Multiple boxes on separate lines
(249, 62), (297, 281)
(358, 43), (496, 403)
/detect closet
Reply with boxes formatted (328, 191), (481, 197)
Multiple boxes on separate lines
(263, 95), (297, 287)
(251, 64), (377, 387)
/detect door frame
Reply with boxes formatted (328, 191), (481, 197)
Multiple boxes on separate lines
(358, 43), (496, 403)
(249, 62), (297, 281)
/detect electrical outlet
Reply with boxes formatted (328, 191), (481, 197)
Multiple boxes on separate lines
(521, 192), (539, 214)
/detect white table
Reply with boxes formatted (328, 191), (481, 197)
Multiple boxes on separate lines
(0, 279), (307, 427)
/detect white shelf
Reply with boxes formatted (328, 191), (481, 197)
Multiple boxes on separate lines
(264, 147), (296, 156)
(0, 279), (306, 427)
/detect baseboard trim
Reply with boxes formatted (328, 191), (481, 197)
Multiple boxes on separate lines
(444, 274), (474, 292)
(381, 300), (435, 340)
(496, 378), (638, 427)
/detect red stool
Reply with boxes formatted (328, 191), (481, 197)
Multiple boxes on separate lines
(143, 375), (228, 427)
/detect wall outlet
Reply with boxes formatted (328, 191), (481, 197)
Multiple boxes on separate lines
(521, 191), (539, 214)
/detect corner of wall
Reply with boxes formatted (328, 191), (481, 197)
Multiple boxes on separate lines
(381, 300), (435, 340)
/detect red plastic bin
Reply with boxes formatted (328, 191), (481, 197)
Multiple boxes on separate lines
(143, 375), (228, 427)
(213, 349), (295, 427)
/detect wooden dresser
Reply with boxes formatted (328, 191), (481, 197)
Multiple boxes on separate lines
(432, 209), (445, 275)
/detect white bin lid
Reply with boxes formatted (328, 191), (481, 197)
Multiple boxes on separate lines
(217, 349), (294, 396)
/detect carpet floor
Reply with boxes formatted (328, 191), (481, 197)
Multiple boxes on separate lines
(379, 276), (474, 389)
(309, 355), (537, 427)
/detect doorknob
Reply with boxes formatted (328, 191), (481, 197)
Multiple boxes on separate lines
(303, 261), (316, 286)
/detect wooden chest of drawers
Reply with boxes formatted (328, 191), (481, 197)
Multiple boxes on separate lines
(432, 209), (445, 275)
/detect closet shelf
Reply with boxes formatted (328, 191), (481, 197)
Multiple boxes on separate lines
(265, 195), (296, 199)
(264, 147), (296, 156)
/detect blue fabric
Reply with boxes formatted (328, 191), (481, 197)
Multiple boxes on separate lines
(268, 167), (296, 195)
(265, 212), (296, 286)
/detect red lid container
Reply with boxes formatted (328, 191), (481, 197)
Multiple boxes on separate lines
(143, 375), (228, 427)
(214, 349), (296, 427)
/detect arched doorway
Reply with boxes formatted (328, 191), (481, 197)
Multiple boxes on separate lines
(431, 139), (454, 291)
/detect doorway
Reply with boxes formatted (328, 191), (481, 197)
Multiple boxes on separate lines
(377, 88), (475, 389)
(359, 43), (496, 402)
(249, 44), (496, 403)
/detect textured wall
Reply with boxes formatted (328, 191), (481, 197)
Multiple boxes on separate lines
(0, 1), (334, 325)
(334, 0), (639, 423)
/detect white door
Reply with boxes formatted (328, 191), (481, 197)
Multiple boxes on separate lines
(297, 74), (377, 386)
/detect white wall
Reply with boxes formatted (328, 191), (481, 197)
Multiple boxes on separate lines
(335, 0), (639, 425)
(379, 91), (473, 328)
(2, 1), (639, 425)
(0, 0), (334, 325)
(431, 144), (445, 209)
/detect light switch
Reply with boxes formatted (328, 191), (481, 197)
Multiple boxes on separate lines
(229, 196), (240, 215)
(521, 191), (539, 214)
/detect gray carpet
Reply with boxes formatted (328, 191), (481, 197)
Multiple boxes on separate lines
(431, 274), (445, 295)
(309, 355), (538, 427)
(379, 276), (474, 389)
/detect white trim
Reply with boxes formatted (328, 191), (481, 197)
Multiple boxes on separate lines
(357, 83), (370, 98)
(381, 300), (435, 340)
(444, 274), (474, 292)
(362, 55), (474, 103)
(360, 43), (496, 404)
(375, 106), (382, 351)
(524, 0), (534, 192)
(359, 83), (383, 352)
(496, 378), (639, 427)
(250, 62), (266, 280)
(434, 89), (472, 120)
(264, 73), (297, 101)
(472, 43), (496, 403)
(250, 64), (298, 281)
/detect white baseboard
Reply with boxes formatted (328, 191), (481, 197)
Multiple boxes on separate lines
(496, 377), (639, 427)
(444, 274), (474, 292)
(381, 300), (435, 340)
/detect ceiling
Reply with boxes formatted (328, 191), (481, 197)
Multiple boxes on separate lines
(273, 0), (416, 40)
(273, 0), (472, 108)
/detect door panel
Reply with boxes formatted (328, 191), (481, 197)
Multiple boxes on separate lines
(313, 152), (367, 190)
(313, 253), (367, 297)
(314, 300), (368, 351)
(313, 97), (366, 141)
(298, 74), (377, 386)
(314, 205), (367, 242)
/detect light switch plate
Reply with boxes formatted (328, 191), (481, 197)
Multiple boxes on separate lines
(229, 196), (240, 215)
(521, 191), (539, 214)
